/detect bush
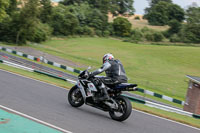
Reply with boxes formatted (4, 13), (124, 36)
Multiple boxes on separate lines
(130, 29), (143, 43)
(103, 30), (110, 37)
(170, 34), (181, 42)
(145, 32), (164, 42)
(107, 22), (114, 36)
(95, 30), (102, 36)
(134, 16), (140, 20)
(145, 33), (154, 41)
(181, 24), (200, 43)
(141, 26), (154, 33)
(76, 26), (94, 36)
(153, 32), (165, 42)
(113, 17), (131, 37)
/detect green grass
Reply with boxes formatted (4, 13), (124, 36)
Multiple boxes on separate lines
(28, 37), (200, 101)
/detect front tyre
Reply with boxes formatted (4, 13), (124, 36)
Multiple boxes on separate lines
(68, 85), (84, 107)
(109, 96), (132, 121)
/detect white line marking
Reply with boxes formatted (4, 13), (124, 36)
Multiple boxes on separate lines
(0, 69), (199, 131)
(0, 104), (73, 133)
(132, 109), (200, 131)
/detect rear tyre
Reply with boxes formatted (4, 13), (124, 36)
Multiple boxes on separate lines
(109, 96), (132, 121)
(68, 85), (84, 107)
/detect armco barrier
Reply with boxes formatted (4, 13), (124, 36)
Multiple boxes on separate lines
(137, 88), (185, 105)
(0, 59), (200, 119)
(0, 46), (185, 105)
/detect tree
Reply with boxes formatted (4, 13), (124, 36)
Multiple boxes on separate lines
(60, 0), (135, 15)
(170, 7), (200, 43)
(66, 3), (91, 26)
(113, 17), (131, 37)
(0, 0), (10, 22)
(147, 0), (172, 6)
(40, 0), (53, 23)
(86, 0), (110, 14)
(167, 4), (185, 22)
(59, 0), (82, 5)
(50, 5), (79, 36)
(87, 9), (108, 32)
(145, 0), (172, 15)
(0, 0), (19, 42)
(116, 0), (135, 14)
(5, 0), (18, 16)
(180, 7), (200, 43)
(167, 19), (182, 36)
(144, 1), (184, 26)
(65, 2), (109, 35)
(145, 1), (169, 25)
(186, 7), (200, 25)
(15, 0), (41, 44)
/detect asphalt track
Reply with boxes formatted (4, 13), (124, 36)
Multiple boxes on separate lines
(0, 69), (199, 133)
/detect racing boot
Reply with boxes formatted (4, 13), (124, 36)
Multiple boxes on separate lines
(98, 85), (110, 101)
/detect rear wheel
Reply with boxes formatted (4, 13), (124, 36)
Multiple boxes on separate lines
(68, 85), (84, 107)
(109, 96), (132, 121)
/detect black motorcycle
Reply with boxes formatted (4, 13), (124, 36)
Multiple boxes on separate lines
(68, 68), (137, 121)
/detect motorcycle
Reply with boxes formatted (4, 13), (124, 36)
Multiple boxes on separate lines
(68, 67), (138, 121)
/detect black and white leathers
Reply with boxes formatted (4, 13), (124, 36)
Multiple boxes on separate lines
(91, 59), (127, 84)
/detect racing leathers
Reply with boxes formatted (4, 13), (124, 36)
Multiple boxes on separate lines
(90, 59), (128, 100)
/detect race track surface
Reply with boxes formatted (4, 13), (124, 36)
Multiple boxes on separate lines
(0, 69), (199, 133)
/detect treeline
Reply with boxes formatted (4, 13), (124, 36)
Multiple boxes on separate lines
(143, 0), (200, 44)
(0, 0), (135, 44)
(0, 0), (200, 44)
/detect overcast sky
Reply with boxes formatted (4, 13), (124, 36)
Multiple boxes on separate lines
(134, 0), (200, 14)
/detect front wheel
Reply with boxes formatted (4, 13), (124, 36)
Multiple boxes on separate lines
(68, 85), (84, 107)
(109, 96), (132, 121)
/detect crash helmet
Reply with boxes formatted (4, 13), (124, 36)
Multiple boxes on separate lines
(103, 53), (114, 63)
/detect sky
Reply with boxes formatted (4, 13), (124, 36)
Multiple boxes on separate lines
(134, 0), (200, 14)
(52, 0), (200, 14)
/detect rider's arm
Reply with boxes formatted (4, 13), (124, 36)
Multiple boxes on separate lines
(90, 61), (111, 76)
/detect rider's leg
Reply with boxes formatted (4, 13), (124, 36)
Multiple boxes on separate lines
(98, 77), (115, 101)
(98, 83), (110, 100)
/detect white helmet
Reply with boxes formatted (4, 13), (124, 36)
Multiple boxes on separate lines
(103, 53), (114, 63)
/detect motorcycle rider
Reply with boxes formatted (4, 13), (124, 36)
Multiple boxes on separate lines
(90, 53), (128, 101)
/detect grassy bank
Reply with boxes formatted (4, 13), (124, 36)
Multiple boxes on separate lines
(28, 37), (200, 101)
